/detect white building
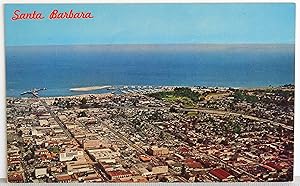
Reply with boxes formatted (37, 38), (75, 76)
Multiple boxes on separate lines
(35, 167), (47, 178)
(59, 150), (84, 162)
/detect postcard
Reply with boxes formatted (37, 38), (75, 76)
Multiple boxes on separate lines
(5, 3), (295, 183)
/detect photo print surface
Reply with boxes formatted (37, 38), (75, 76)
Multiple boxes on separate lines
(5, 3), (295, 183)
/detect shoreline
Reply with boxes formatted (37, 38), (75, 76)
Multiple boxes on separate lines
(6, 84), (294, 99)
(6, 93), (114, 100)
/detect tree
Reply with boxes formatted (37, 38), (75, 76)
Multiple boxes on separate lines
(181, 164), (187, 177)
(169, 106), (177, 113)
(159, 131), (165, 140)
(81, 98), (87, 105)
(233, 124), (241, 134)
(78, 111), (87, 117)
(17, 130), (23, 136)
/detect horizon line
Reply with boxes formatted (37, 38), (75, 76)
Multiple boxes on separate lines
(5, 42), (295, 47)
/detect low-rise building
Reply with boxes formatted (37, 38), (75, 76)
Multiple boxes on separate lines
(148, 146), (169, 156)
(147, 163), (168, 175)
(35, 167), (48, 179)
(107, 170), (132, 181)
(59, 150), (84, 162)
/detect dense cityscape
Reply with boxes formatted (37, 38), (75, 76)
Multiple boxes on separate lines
(7, 85), (294, 183)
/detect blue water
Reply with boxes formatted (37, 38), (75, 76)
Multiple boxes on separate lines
(6, 44), (295, 97)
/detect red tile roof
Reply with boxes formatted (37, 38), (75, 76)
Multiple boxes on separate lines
(56, 174), (73, 182)
(8, 173), (24, 182)
(266, 162), (282, 171)
(179, 146), (189, 153)
(185, 158), (195, 163)
(210, 168), (231, 180)
(107, 170), (132, 177)
(186, 161), (203, 169)
(139, 155), (151, 162)
(260, 164), (275, 172)
(185, 158), (203, 169)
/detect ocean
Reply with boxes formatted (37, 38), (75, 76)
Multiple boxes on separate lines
(6, 44), (295, 97)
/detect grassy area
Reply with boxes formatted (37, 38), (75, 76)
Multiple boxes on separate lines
(205, 92), (231, 100)
(148, 87), (201, 108)
(234, 91), (258, 103)
(265, 89), (294, 97)
(48, 146), (60, 153)
(187, 111), (198, 116)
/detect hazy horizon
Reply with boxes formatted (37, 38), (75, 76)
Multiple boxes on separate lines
(5, 4), (295, 46)
(6, 43), (295, 47)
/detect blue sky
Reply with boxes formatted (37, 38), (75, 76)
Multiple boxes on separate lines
(4, 3), (295, 46)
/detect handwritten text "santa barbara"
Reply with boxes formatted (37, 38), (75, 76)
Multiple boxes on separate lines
(11, 9), (94, 21)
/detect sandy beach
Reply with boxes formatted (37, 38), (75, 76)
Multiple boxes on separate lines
(70, 86), (112, 92)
